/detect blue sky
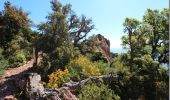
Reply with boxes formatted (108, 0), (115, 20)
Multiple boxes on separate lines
(0, 0), (168, 50)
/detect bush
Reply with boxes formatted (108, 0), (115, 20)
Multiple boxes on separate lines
(90, 52), (108, 63)
(67, 55), (100, 81)
(9, 50), (26, 67)
(37, 43), (81, 76)
(47, 68), (70, 89)
(0, 58), (9, 75)
(0, 48), (9, 75)
(78, 82), (120, 100)
(94, 61), (110, 75)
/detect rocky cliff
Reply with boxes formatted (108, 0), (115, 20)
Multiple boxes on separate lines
(94, 34), (112, 63)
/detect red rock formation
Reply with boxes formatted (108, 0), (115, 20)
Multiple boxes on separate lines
(94, 34), (112, 63)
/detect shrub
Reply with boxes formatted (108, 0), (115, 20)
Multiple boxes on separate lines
(94, 61), (110, 75)
(47, 68), (70, 89)
(37, 43), (81, 76)
(9, 50), (26, 67)
(67, 55), (100, 81)
(78, 82), (120, 100)
(0, 48), (9, 75)
(90, 52), (108, 63)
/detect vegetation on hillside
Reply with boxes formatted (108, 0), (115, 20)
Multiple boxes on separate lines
(0, 0), (168, 99)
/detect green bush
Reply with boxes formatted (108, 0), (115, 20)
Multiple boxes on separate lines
(9, 50), (26, 67)
(78, 82), (120, 100)
(0, 48), (9, 75)
(94, 61), (110, 75)
(36, 44), (81, 81)
(90, 52), (108, 63)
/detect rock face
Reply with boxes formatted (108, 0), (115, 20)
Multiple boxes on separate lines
(25, 73), (44, 99)
(14, 73), (45, 99)
(94, 34), (112, 63)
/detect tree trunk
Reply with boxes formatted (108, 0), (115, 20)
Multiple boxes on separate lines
(33, 47), (38, 66)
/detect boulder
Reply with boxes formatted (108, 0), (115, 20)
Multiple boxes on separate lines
(15, 73), (44, 99)
(58, 87), (78, 100)
(25, 73), (44, 99)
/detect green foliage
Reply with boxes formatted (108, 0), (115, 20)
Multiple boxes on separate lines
(119, 8), (169, 99)
(78, 81), (120, 100)
(0, 1), (32, 50)
(113, 58), (131, 76)
(90, 52), (108, 63)
(37, 44), (80, 80)
(121, 8), (169, 67)
(37, 0), (69, 53)
(0, 48), (9, 75)
(94, 61), (110, 75)
(0, 1), (33, 68)
(111, 53), (168, 99)
(35, 1), (74, 77)
(48, 43), (80, 70)
(123, 18), (140, 33)
(9, 50), (26, 67)
(67, 55), (100, 81)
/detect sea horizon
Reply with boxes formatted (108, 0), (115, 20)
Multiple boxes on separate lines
(110, 48), (127, 54)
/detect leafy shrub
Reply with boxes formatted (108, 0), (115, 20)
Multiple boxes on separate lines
(90, 52), (108, 63)
(48, 44), (80, 71)
(78, 82), (120, 100)
(9, 50), (26, 67)
(37, 43), (81, 77)
(0, 48), (9, 75)
(47, 68), (70, 89)
(67, 55), (100, 81)
(24, 47), (33, 60)
(94, 61), (110, 75)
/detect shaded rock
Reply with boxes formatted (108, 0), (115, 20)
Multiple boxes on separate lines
(44, 89), (61, 100)
(63, 75), (118, 92)
(58, 87), (78, 100)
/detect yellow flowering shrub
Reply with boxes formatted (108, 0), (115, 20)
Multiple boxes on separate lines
(67, 55), (100, 81)
(47, 68), (70, 89)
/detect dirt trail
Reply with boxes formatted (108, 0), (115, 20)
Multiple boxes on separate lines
(0, 59), (34, 83)
(2, 59), (34, 77)
(0, 54), (42, 83)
